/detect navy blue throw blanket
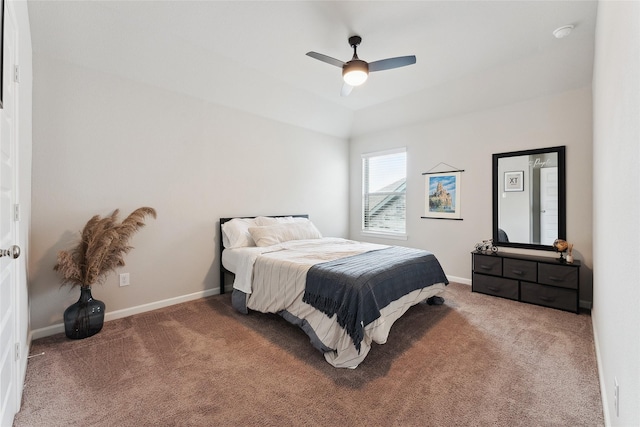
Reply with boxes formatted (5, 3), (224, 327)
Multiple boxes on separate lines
(302, 246), (448, 352)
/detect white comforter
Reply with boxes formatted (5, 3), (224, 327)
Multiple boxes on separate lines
(222, 237), (446, 368)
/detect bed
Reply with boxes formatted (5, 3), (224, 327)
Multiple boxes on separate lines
(219, 215), (449, 368)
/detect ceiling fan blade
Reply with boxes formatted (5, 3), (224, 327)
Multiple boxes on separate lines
(306, 52), (345, 68)
(368, 55), (416, 72)
(340, 82), (354, 97)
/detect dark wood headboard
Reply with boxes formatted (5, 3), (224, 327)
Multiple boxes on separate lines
(219, 215), (309, 294)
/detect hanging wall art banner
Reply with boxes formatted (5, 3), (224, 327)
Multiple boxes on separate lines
(422, 171), (462, 220)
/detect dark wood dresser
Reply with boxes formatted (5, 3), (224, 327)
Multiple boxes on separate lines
(472, 251), (580, 313)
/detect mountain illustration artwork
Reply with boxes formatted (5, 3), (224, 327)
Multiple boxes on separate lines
(429, 180), (455, 212)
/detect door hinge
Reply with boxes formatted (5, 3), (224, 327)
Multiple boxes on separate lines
(14, 65), (20, 83)
(15, 343), (20, 361)
(14, 204), (20, 221)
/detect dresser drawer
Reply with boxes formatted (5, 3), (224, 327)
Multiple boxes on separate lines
(538, 264), (578, 289)
(473, 254), (502, 276)
(503, 258), (537, 282)
(520, 282), (578, 312)
(472, 273), (518, 300)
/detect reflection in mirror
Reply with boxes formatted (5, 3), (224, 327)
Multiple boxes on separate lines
(492, 146), (565, 250)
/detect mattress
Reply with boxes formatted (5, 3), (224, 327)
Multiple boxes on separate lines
(223, 237), (447, 368)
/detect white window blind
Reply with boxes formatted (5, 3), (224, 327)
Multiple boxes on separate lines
(362, 148), (407, 235)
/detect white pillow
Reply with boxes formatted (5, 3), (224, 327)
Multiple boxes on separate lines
(254, 216), (308, 226)
(248, 221), (322, 247)
(221, 218), (257, 248)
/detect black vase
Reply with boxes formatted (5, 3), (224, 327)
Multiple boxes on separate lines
(63, 286), (105, 339)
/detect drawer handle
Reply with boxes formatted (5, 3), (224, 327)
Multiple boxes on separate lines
(540, 296), (554, 302)
(480, 265), (492, 270)
(487, 286), (500, 292)
(511, 270), (524, 276)
(548, 276), (562, 282)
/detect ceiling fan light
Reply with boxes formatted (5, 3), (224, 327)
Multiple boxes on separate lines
(344, 70), (368, 86)
(343, 60), (369, 86)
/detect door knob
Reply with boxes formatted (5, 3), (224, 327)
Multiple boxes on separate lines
(0, 245), (20, 259)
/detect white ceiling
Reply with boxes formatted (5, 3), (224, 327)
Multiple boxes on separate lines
(27, 1), (598, 138)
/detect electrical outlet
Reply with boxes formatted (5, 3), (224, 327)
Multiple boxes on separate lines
(119, 273), (130, 287)
(614, 377), (619, 417)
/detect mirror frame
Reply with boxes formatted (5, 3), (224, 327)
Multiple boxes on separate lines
(492, 146), (566, 251)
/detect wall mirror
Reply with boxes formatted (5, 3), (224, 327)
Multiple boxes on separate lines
(492, 146), (566, 251)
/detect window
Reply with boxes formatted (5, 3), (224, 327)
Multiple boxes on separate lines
(362, 148), (407, 236)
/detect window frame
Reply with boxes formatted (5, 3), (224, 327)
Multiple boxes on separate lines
(361, 147), (407, 240)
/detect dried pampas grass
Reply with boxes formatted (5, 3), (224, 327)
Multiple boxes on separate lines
(54, 207), (157, 288)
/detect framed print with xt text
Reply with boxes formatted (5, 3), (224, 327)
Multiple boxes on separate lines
(504, 171), (524, 192)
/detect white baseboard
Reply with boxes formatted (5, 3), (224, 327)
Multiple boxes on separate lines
(30, 288), (221, 340)
(591, 309), (609, 425)
(448, 275), (471, 286)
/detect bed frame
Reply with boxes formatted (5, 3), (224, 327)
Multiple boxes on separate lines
(218, 215), (309, 294)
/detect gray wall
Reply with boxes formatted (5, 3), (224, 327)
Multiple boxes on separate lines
(29, 55), (349, 334)
(592, 1), (640, 425)
(349, 87), (593, 306)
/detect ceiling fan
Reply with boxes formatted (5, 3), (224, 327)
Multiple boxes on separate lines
(306, 35), (416, 96)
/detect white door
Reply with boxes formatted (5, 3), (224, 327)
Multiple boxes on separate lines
(540, 167), (558, 245)
(0, 4), (21, 426)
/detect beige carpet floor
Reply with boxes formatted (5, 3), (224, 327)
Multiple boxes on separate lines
(14, 282), (603, 426)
